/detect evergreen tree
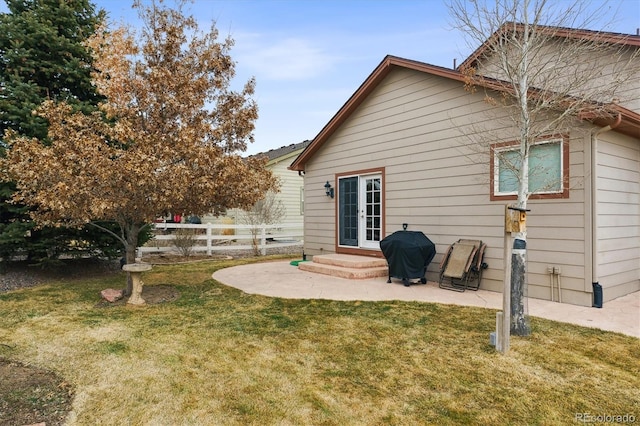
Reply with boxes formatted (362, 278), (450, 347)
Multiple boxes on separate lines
(0, 0), (124, 265)
(0, 0), (104, 140)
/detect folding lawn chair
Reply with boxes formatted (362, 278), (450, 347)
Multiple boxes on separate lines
(438, 239), (488, 292)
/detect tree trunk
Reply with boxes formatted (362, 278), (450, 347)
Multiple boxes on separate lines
(510, 235), (531, 336)
(122, 222), (140, 296)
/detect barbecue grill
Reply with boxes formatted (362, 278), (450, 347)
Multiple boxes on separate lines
(380, 230), (436, 286)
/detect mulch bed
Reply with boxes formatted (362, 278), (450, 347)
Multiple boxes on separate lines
(0, 258), (122, 293)
(0, 358), (74, 426)
(140, 253), (232, 265)
(95, 284), (181, 307)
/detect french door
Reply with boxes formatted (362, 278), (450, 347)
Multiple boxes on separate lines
(338, 173), (382, 249)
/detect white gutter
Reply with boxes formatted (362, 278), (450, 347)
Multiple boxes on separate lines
(589, 114), (622, 287)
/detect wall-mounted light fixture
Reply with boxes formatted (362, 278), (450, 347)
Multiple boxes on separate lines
(324, 181), (334, 198)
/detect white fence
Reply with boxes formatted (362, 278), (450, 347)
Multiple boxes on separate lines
(137, 222), (303, 257)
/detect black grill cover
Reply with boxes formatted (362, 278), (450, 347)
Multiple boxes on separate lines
(380, 231), (436, 280)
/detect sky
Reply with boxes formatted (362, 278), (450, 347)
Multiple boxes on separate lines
(2, 0), (639, 155)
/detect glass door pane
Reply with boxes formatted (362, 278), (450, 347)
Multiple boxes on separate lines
(338, 177), (358, 246)
(361, 175), (381, 249)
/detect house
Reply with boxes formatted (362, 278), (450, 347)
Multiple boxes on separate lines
(205, 140), (310, 228)
(289, 26), (640, 307)
(255, 140), (311, 227)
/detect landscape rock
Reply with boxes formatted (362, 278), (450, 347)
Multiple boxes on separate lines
(101, 288), (124, 303)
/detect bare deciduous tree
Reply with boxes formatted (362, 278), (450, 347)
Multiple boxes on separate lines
(238, 192), (286, 256)
(173, 228), (198, 258)
(447, 0), (639, 336)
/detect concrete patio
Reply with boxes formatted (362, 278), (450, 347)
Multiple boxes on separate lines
(213, 260), (640, 338)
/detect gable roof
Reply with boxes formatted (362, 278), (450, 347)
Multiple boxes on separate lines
(290, 53), (639, 172)
(458, 23), (640, 72)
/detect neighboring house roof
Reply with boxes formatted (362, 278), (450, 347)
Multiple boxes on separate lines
(257, 140), (311, 163)
(458, 23), (640, 71)
(290, 53), (640, 172)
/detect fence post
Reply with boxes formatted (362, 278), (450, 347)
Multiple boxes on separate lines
(206, 223), (212, 255)
(260, 225), (266, 256)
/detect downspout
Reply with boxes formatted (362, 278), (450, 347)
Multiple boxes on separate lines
(589, 113), (621, 306)
(298, 170), (305, 260)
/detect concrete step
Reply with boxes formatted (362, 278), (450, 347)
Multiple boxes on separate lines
(298, 254), (388, 280)
(298, 261), (388, 280)
(310, 254), (388, 269)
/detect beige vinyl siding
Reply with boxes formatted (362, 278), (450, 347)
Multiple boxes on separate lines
(304, 67), (592, 303)
(267, 154), (304, 226)
(596, 133), (640, 300)
(525, 132), (589, 304)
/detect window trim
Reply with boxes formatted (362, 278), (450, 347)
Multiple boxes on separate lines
(490, 134), (570, 201)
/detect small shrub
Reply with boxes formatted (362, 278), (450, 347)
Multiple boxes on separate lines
(173, 228), (197, 257)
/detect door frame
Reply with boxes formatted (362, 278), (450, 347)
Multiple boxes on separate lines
(335, 167), (385, 257)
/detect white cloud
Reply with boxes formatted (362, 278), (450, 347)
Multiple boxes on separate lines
(235, 33), (339, 81)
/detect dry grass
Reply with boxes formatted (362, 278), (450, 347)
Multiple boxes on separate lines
(1, 256), (638, 425)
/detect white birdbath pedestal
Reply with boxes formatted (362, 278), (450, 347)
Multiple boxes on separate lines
(122, 263), (152, 305)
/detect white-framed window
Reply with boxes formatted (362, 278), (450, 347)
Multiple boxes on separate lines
(490, 135), (569, 200)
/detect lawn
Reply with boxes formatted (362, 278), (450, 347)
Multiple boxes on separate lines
(1, 256), (638, 425)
